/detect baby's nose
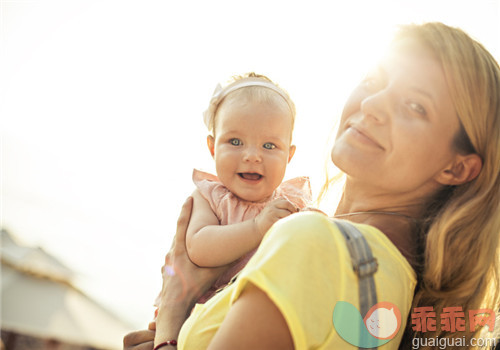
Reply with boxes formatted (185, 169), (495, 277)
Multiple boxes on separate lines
(243, 146), (262, 163)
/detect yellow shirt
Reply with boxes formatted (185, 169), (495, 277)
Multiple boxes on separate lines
(178, 211), (417, 349)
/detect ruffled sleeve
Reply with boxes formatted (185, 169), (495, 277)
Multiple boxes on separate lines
(192, 169), (230, 222)
(275, 176), (312, 209)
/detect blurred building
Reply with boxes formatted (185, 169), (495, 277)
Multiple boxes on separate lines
(1, 229), (133, 350)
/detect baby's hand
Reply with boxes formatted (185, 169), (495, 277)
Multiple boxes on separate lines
(254, 198), (298, 237)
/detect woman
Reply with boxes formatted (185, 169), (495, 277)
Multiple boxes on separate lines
(124, 22), (500, 349)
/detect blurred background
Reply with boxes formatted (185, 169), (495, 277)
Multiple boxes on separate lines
(1, 0), (499, 348)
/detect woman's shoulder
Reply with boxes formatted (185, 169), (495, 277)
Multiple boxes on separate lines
(269, 211), (380, 243)
(262, 211), (348, 254)
(266, 212), (415, 276)
(270, 211), (333, 235)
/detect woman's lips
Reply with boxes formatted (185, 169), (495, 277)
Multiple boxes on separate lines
(346, 125), (384, 150)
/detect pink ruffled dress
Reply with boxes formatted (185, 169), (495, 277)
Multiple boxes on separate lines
(192, 169), (312, 303)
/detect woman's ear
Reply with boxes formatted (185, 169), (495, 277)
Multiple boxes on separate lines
(207, 135), (215, 158)
(288, 145), (296, 163)
(436, 153), (482, 186)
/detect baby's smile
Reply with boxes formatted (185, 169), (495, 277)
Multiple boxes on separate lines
(238, 172), (263, 181)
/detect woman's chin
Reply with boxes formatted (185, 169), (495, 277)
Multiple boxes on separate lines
(331, 144), (356, 173)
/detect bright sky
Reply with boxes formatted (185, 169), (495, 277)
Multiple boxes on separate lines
(2, 0), (499, 331)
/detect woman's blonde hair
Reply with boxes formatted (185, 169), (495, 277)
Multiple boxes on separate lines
(395, 22), (500, 349)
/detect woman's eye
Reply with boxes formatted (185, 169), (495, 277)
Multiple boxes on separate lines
(408, 101), (426, 115)
(263, 143), (276, 150)
(229, 138), (242, 146)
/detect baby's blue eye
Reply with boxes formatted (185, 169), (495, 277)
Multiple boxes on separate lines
(230, 138), (242, 146)
(263, 143), (276, 150)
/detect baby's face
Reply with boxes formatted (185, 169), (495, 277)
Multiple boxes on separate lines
(208, 99), (295, 202)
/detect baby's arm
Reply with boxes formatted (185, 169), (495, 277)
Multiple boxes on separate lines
(186, 189), (297, 267)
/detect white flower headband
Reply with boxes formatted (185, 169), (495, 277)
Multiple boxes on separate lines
(202, 77), (294, 132)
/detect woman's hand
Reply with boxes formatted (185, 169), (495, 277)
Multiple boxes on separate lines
(123, 322), (156, 350)
(154, 197), (229, 345)
(124, 197), (228, 348)
(159, 196), (228, 308)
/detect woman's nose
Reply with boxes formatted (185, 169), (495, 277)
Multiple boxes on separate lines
(243, 146), (262, 163)
(360, 88), (393, 123)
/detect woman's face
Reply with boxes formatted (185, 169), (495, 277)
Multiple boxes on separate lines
(332, 41), (461, 196)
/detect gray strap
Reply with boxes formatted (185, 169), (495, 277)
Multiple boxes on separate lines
(335, 220), (379, 350)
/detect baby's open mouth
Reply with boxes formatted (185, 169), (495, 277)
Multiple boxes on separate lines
(238, 173), (263, 180)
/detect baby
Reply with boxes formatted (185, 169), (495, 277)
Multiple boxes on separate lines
(159, 73), (311, 308)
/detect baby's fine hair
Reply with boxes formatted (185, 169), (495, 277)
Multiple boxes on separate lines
(203, 72), (296, 136)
